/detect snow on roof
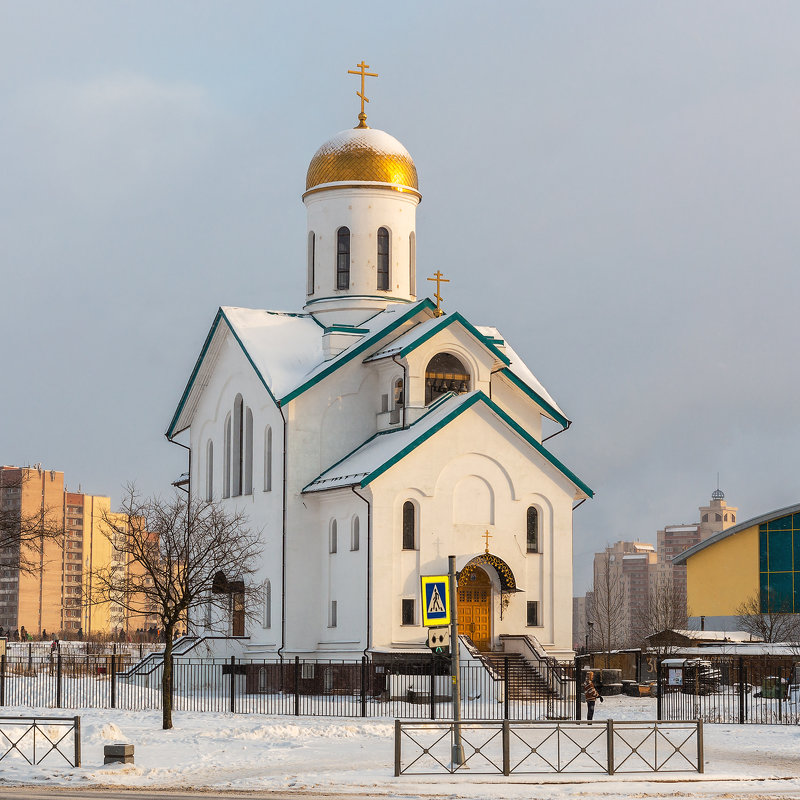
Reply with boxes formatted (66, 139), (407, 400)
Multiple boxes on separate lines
(222, 308), (324, 400)
(304, 391), (474, 493)
(478, 327), (567, 423)
(671, 630), (762, 642)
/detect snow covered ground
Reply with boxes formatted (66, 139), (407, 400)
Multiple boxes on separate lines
(0, 694), (798, 798)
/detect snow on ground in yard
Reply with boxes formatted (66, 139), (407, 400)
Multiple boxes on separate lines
(0, 694), (799, 798)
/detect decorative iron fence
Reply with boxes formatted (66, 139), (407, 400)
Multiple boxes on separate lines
(394, 719), (703, 775)
(658, 656), (800, 725)
(0, 715), (81, 767)
(0, 652), (575, 721)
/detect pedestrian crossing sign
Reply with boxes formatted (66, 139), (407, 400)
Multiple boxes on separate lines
(420, 575), (451, 627)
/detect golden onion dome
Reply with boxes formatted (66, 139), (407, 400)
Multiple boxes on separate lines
(305, 127), (418, 193)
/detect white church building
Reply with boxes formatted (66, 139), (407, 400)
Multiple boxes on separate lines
(166, 89), (592, 665)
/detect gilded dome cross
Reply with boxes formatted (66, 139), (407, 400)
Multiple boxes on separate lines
(483, 529), (492, 554)
(347, 61), (378, 128)
(427, 270), (450, 317)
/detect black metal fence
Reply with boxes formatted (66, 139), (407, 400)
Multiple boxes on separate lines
(658, 656), (800, 724)
(0, 652), (575, 721)
(0, 715), (81, 767)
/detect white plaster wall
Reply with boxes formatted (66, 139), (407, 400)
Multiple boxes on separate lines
(368, 402), (576, 656)
(188, 330), (284, 650)
(303, 187), (419, 324)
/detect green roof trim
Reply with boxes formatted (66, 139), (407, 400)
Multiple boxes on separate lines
(354, 391), (593, 498)
(325, 324), (370, 334)
(499, 368), (570, 429)
(279, 299), (436, 405)
(165, 308), (279, 440)
(395, 312), (511, 366)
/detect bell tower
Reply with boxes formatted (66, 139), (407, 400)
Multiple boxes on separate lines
(302, 63), (421, 326)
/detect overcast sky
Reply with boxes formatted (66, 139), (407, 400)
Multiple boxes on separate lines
(2, 2), (799, 593)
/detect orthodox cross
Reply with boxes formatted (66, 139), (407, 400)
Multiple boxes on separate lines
(427, 270), (450, 317)
(431, 532), (443, 558)
(483, 529), (492, 554)
(347, 60), (378, 128)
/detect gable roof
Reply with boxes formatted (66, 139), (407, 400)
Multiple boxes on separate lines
(672, 501), (800, 565)
(303, 390), (593, 498)
(166, 300), (436, 438)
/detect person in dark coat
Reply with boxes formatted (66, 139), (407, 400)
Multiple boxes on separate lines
(582, 670), (603, 720)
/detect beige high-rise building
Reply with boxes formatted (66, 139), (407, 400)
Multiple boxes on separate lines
(0, 465), (157, 637)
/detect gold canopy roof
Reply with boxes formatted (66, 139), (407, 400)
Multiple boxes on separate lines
(305, 127), (419, 193)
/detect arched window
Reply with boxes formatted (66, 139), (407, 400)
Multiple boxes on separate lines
(424, 353), (470, 405)
(336, 227), (350, 289)
(262, 580), (271, 629)
(330, 519), (338, 554)
(351, 516), (360, 551)
(264, 425), (272, 492)
(391, 377), (404, 424)
(244, 407), (253, 495)
(409, 231), (416, 296)
(526, 507), (539, 553)
(232, 394), (244, 496)
(377, 227), (389, 290)
(205, 440), (214, 501)
(402, 501), (416, 550)
(307, 232), (315, 295)
(223, 413), (232, 498)
(732, 514), (736, 523)
(702, 513), (708, 522)
(715, 513), (722, 522)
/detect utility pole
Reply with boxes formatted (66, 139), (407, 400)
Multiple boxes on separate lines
(448, 555), (464, 767)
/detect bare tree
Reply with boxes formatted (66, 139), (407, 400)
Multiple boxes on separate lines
(588, 548), (627, 668)
(632, 576), (689, 656)
(736, 593), (800, 644)
(0, 468), (64, 575)
(89, 486), (263, 729)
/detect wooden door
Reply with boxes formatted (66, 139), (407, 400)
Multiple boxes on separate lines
(457, 568), (492, 650)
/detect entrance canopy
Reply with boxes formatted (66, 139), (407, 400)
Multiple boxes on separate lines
(456, 553), (521, 593)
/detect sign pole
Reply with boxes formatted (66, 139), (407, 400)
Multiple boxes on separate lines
(449, 555), (464, 766)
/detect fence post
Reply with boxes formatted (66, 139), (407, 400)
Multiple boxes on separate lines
(502, 719), (510, 775)
(656, 657), (662, 721)
(504, 657), (510, 721)
(361, 656), (367, 718)
(738, 657), (745, 724)
(294, 656), (300, 716)
(110, 650), (117, 709)
(696, 718), (704, 773)
(230, 656), (236, 714)
(574, 656), (581, 721)
(429, 655), (436, 721)
(73, 715), (81, 767)
(0, 653), (5, 707)
(56, 651), (62, 709)
(606, 718), (614, 775)
(394, 719), (401, 776)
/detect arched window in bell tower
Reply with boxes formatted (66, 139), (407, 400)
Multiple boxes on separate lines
(424, 353), (470, 405)
(377, 227), (390, 291)
(336, 227), (350, 290)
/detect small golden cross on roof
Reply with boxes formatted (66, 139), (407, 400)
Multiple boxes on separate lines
(427, 270), (450, 317)
(347, 60), (378, 129)
(483, 529), (492, 554)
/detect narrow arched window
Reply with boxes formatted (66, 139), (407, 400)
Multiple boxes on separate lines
(409, 231), (416, 296)
(391, 377), (404, 424)
(351, 516), (360, 551)
(526, 507), (539, 553)
(232, 394), (244, 496)
(402, 502), (416, 550)
(330, 520), (338, 554)
(223, 413), (232, 498)
(206, 440), (214, 501)
(263, 580), (271, 629)
(244, 407), (253, 495)
(264, 425), (272, 492)
(307, 232), (315, 295)
(336, 227), (350, 289)
(377, 227), (389, 290)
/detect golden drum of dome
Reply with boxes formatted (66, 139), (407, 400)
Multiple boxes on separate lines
(306, 136), (418, 191)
